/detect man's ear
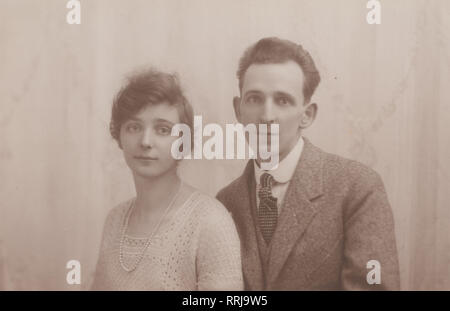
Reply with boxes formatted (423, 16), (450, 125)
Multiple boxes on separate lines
(299, 102), (318, 129)
(233, 96), (242, 122)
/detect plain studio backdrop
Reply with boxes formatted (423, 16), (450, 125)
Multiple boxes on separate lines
(0, 0), (449, 290)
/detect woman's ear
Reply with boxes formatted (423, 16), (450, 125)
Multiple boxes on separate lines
(233, 96), (241, 122)
(299, 102), (318, 129)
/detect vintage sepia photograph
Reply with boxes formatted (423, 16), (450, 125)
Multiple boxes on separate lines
(0, 0), (449, 293)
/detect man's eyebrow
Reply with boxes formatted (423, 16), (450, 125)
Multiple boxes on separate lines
(243, 90), (264, 96)
(273, 91), (295, 100)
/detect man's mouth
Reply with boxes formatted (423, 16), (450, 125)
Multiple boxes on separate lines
(258, 131), (277, 136)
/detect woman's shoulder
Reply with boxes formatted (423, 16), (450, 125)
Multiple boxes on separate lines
(184, 186), (234, 224)
(103, 197), (134, 229)
(184, 187), (241, 253)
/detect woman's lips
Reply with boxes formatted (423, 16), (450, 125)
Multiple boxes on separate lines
(134, 156), (158, 161)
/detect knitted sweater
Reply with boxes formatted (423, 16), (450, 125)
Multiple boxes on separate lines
(91, 191), (243, 290)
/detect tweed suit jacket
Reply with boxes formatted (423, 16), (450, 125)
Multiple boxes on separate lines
(216, 137), (400, 290)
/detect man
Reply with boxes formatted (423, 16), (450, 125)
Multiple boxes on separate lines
(216, 37), (400, 290)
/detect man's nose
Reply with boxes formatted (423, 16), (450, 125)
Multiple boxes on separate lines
(140, 128), (154, 149)
(260, 98), (276, 124)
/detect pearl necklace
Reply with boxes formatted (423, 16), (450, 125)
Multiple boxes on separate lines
(119, 183), (182, 272)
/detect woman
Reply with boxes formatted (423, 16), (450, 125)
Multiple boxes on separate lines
(91, 69), (243, 290)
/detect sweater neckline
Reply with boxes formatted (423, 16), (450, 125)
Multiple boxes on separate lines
(122, 190), (200, 240)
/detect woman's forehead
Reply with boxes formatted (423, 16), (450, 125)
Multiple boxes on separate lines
(132, 102), (181, 124)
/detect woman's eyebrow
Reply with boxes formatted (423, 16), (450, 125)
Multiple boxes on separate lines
(154, 118), (175, 125)
(127, 116), (142, 122)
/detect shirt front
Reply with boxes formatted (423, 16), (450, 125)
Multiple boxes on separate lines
(254, 136), (304, 214)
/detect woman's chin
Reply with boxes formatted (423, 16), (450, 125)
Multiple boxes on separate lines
(133, 165), (176, 180)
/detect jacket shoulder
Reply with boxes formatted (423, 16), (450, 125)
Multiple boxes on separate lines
(216, 176), (245, 211)
(320, 149), (384, 187)
(318, 149), (390, 224)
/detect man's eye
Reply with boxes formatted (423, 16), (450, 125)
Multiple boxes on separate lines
(156, 126), (171, 135)
(276, 97), (290, 105)
(126, 123), (142, 133)
(245, 95), (263, 105)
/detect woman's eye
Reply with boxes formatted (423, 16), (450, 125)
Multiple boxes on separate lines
(126, 123), (142, 133)
(156, 126), (171, 135)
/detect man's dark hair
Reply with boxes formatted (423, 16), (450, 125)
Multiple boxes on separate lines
(110, 68), (194, 147)
(237, 37), (321, 104)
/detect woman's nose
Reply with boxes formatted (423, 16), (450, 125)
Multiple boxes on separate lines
(140, 128), (154, 149)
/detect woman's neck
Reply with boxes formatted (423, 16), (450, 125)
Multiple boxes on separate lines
(132, 169), (181, 215)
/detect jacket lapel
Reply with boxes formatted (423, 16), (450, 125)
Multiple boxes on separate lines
(230, 161), (265, 290)
(267, 138), (324, 286)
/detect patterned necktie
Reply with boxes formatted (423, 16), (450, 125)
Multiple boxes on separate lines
(258, 173), (278, 244)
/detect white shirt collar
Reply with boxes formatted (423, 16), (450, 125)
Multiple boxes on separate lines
(254, 136), (304, 184)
